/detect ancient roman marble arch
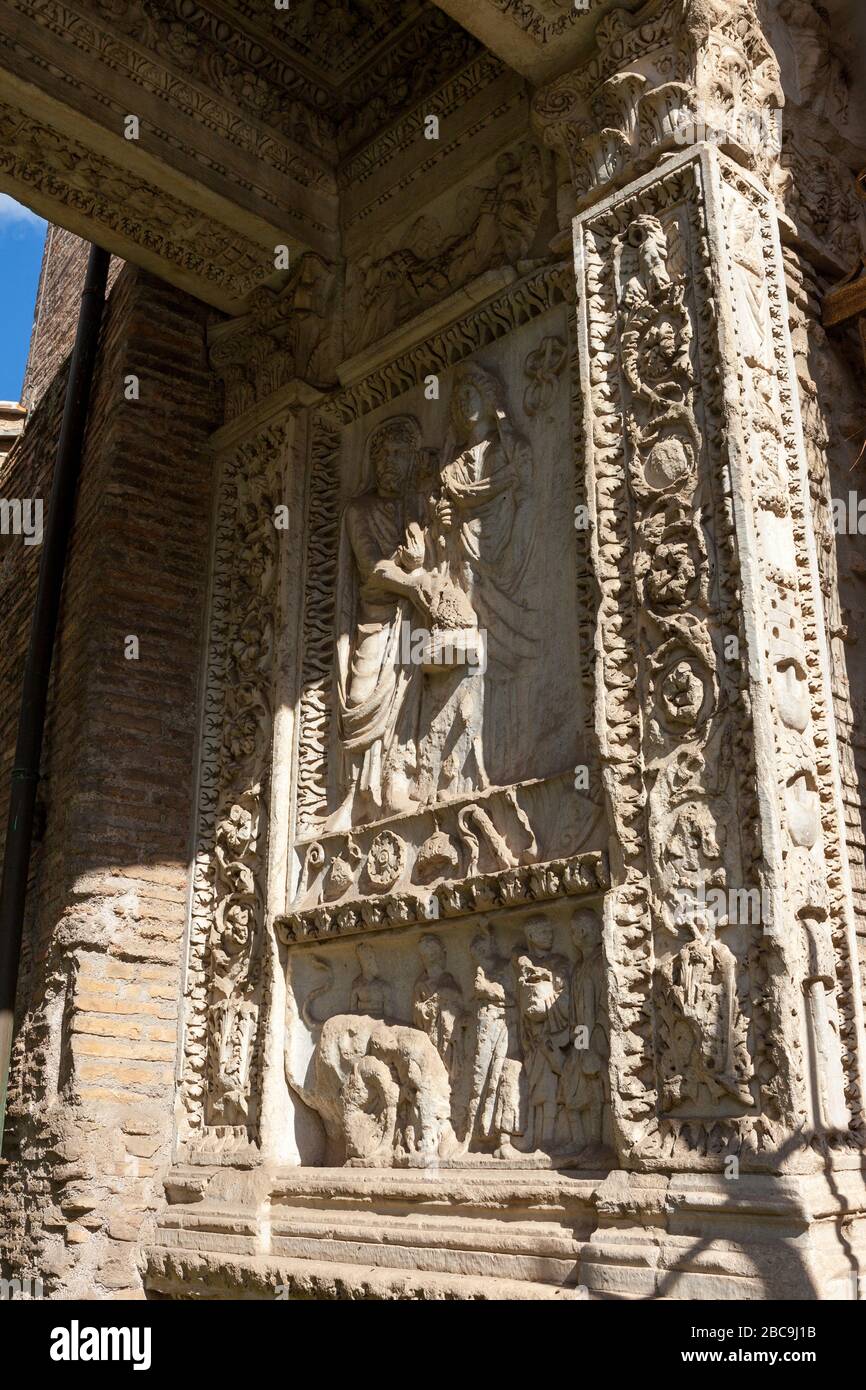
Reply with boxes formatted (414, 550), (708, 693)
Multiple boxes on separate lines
(158, 0), (866, 1199)
(175, 155), (866, 1190)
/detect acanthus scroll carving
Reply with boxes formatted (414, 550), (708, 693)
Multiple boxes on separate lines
(181, 428), (283, 1148)
(577, 154), (771, 1166)
(532, 0), (783, 216)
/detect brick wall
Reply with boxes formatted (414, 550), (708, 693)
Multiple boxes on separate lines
(21, 226), (123, 413)
(0, 250), (222, 1297)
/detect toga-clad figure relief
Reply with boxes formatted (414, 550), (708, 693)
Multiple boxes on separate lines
(412, 934), (464, 1089)
(327, 363), (536, 833)
(330, 414), (433, 830)
(514, 917), (572, 1152)
(559, 910), (610, 1152)
(464, 927), (524, 1158)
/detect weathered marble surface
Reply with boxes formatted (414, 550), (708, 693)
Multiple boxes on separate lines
(4, 0), (866, 1301)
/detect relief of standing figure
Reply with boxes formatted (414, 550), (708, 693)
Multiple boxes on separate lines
(464, 928), (524, 1158)
(559, 910), (609, 1151)
(514, 917), (571, 1152)
(412, 935), (465, 1117)
(330, 415), (434, 829)
(418, 363), (537, 800)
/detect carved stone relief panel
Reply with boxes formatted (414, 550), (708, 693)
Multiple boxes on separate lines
(277, 262), (610, 1168)
(576, 156), (762, 1164)
(292, 298), (596, 857)
(344, 139), (557, 354)
(281, 899), (610, 1168)
(574, 143), (866, 1170)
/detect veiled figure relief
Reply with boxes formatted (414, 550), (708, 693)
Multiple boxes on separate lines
(330, 415), (432, 829)
(329, 364), (536, 831)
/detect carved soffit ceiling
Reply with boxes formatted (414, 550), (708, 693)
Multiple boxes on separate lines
(431, 0), (636, 83)
(0, 0), (485, 312)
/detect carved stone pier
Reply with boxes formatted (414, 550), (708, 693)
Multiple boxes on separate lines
(2, 0), (865, 1301)
(141, 3), (866, 1302)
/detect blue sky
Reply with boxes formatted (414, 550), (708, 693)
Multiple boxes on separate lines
(0, 194), (46, 403)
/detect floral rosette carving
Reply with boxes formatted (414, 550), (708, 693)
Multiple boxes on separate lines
(365, 831), (407, 890)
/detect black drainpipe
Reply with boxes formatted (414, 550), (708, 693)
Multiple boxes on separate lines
(0, 243), (110, 1151)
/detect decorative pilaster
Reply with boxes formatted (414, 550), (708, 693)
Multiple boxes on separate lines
(575, 143), (866, 1170)
(179, 423), (286, 1154)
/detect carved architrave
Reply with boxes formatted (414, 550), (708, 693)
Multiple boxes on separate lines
(4, 0), (338, 180)
(179, 424), (285, 1153)
(575, 143), (866, 1170)
(0, 98), (270, 309)
(338, 46), (501, 194)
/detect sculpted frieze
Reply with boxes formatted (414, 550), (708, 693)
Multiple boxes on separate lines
(345, 141), (555, 354)
(284, 905), (611, 1166)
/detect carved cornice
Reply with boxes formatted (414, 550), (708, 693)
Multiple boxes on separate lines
(336, 6), (485, 157)
(0, 0), (338, 274)
(276, 850), (610, 945)
(432, 0), (606, 83)
(319, 260), (573, 429)
(483, 0), (592, 47)
(338, 50), (511, 196)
